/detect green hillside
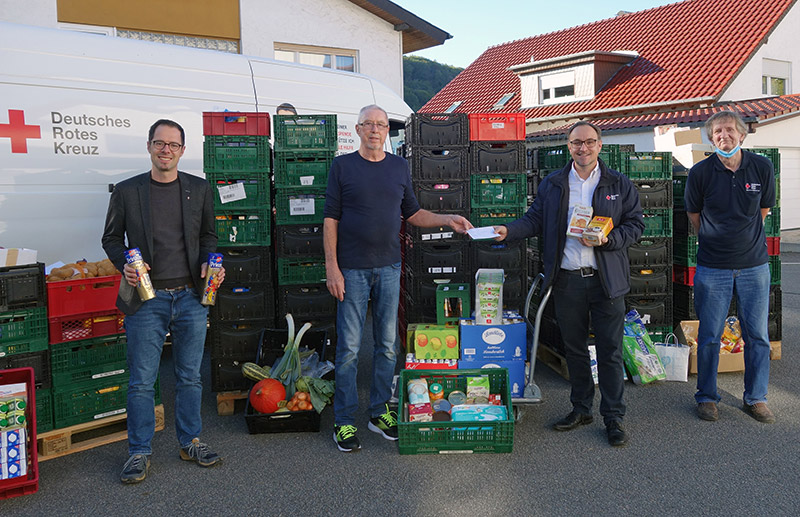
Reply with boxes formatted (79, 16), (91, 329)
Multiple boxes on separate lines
(403, 56), (463, 112)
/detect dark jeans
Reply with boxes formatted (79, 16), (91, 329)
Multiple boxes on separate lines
(553, 270), (626, 425)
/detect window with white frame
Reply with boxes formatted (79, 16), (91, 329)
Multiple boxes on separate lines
(539, 70), (575, 103)
(275, 43), (357, 73)
(762, 58), (791, 96)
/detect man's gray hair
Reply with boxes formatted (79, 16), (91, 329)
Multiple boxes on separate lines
(358, 105), (389, 124)
(705, 110), (748, 140)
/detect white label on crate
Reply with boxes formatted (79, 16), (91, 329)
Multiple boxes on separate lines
(218, 183), (246, 204)
(290, 197), (315, 216)
(94, 408), (126, 420)
(0, 352), (5, 358)
(430, 267), (442, 273)
(482, 328), (506, 345)
(443, 266), (456, 273)
(491, 122), (505, 129)
(92, 369), (126, 380)
(299, 175), (315, 186)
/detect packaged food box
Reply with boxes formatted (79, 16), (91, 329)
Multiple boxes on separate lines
(567, 204), (593, 237)
(475, 268), (504, 325)
(413, 324), (459, 360)
(582, 216), (614, 245)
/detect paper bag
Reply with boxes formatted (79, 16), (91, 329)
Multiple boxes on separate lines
(654, 333), (690, 382)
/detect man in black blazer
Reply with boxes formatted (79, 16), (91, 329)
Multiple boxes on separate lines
(103, 119), (223, 484)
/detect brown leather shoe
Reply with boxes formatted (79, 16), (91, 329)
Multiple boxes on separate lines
(743, 402), (776, 423)
(696, 402), (719, 421)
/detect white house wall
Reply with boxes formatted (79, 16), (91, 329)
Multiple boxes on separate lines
(0, 0), (57, 26)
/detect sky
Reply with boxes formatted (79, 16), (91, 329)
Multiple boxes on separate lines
(399, 0), (679, 68)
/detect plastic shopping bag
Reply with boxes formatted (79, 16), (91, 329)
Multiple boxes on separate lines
(654, 333), (690, 382)
(622, 310), (666, 385)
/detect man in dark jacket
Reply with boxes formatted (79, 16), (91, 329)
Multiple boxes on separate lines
(494, 121), (643, 446)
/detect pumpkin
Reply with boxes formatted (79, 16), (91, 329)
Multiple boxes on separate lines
(249, 378), (286, 414)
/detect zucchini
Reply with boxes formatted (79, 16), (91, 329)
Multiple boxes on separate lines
(241, 362), (270, 381)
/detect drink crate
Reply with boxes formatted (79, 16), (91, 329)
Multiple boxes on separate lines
(468, 113), (526, 141)
(46, 274), (121, 319)
(634, 180), (672, 209)
(624, 294), (673, 326)
(397, 368), (514, 454)
(273, 114), (338, 151)
(273, 149), (334, 188)
(673, 265), (696, 286)
(203, 111), (270, 136)
(36, 387), (53, 434)
(0, 367), (39, 500)
(414, 181), (469, 212)
(629, 267), (671, 296)
(406, 113), (468, 147)
(408, 146), (469, 181)
(769, 255), (781, 285)
(48, 310), (124, 345)
(473, 240), (525, 271)
(471, 207), (526, 227)
(746, 147), (780, 176)
(621, 152), (672, 180)
(205, 172), (270, 211)
(220, 247), (273, 284)
(276, 224), (324, 257)
(215, 208), (272, 247)
(275, 188), (326, 225)
(404, 241), (470, 276)
(0, 351), (51, 390)
(764, 207), (780, 237)
(210, 356), (250, 392)
(629, 238), (672, 268)
(641, 209), (672, 238)
(673, 209), (697, 237)
(470, 173), (527, 208)
(208, 319), (270, 358)
(277, 256), (327, 285)
(211, 284), (275, 322)
(672, 282), (736, 322)
(204, 135), (271, 172)
(402, 214), (469, 243)
(470, 141), (526, 173)
(673, 235), (698, 266)
(673, 171), (688, 209)
(49, 334), (127, 386)
(277, 284), (337, 322)
(0, 263), (46, 313)
(0, 306), (48, 348)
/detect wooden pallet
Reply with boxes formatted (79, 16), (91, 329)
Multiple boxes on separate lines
(37, 404), (165, 461)
(216, 390), (248, 415)
(536, 345), (569, 380)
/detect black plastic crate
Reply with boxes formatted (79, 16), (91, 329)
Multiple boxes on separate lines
(0, 349), (50, 390)
(414, 181), (469, 212)
(275, 224), (324, 257)
(470, 141), (526, 173)
(768, 311), (781, 341)
(629, 267), (671, 296)
(404, 241), (470, 276)
(278, 284), (337, 322)
(208, 319), (271, 358)
(409, 147), (470, 181)
(501, 272), (528, 312)
(634, 180), (672, 209)
(673, 209), (697, 237)
(402, 273), (469, 316)
(210, 356), (251, 392)
(673, 171), (688, 209)
(406, 113), (468, 147)
(270, 317), (336, 362)
(769, 285), (782, 315)
(527, 171), (540, 198)
(473, 241), (526, 271)
(220, 247), (273, 284)
(256, 327), (330, 372)
(210, 284), (275, 322)
(0, 262), (46, 312)
(628, 238), (672, 268)
(402, 214), (469, 243)
(244, 400), (321, 433)
(625, 294), (673, 326)
(401, 294), (438, 324)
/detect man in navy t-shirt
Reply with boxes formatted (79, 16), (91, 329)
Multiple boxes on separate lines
(323, 105), (472, 452)
(684, 110), (776, 424)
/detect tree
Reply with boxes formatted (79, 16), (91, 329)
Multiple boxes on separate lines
(403, 56), (463, 111)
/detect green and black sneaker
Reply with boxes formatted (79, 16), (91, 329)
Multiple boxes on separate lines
(368, 404), (398, 441)
(334, 424), (361, 452)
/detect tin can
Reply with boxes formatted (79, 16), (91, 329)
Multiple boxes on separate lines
(448, 390), (466, 406)
(125, 248), (155, 301)
(201, 252), (223, 306)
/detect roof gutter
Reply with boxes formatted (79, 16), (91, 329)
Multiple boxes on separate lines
(525, 96), (719, 123)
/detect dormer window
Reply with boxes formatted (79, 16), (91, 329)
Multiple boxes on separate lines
(540, 71), (575, 103)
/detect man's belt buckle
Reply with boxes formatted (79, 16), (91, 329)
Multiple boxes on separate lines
(580, 267), (595, 278)
(163, 285), (186, 292)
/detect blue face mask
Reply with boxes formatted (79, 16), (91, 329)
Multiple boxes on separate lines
(715, 144), (741, 159)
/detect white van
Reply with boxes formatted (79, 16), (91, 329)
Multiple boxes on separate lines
(0, 21), (412, 265)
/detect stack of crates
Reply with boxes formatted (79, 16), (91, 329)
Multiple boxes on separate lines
(203, 112), (276, 392)
(0, 263), (51, 432)
(273, 114), (338, 351)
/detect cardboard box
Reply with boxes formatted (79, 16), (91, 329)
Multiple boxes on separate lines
(770, 341), (781, 361)
(675, 320), (744, 374)
(457, 357), (525, 398)
(413, 324), (459, 360)
(0, 248), (37, 266)
(459, 317), (526, 360)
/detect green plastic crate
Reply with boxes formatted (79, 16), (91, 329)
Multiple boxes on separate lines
(599, 144), (622, 170)
(204, 135), (271, 172)
(35, 388), (53, 434)
(641, 209), (673, 238)
(672, 172), (688, 209)
(49, 334), (128, 386)
(647, 326), (674, 344)
(0, 336), (47, 358)
(769, 255), (781, 286)
(673, 235), (698, 266)
(274, 150), (334, 188)
(470, 174), (527, 208)
(622, 152), (672, 180)
(277, 256), (327, 285)
(53, 375), (161, 429)
(536, 145), (569, 170)
(398, 368), (514, 454)
(0, 306), (48, 346)
(275, 188), (326, 225)
(205, 172), (270, 211)
(765, 207), (780, 237)
(274, 114), (338, 151)
(216, 208), (272, 247)
(746, 147), (780, 176)
(471, 207), (526, 227)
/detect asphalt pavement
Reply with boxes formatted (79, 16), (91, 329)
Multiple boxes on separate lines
(3, 236), (800, 516)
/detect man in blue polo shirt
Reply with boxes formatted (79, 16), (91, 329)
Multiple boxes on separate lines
(685, 110), (776, 423)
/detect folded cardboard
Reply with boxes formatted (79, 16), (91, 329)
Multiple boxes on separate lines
(459, 317), (526, 360)
(0, 248), (37, 266)
(457, 357), (525, 398)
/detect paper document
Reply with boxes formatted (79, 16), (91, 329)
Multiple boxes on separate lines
(467, 226), (501, 240)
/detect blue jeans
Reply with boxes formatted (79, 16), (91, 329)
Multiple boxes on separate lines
(693, 264), (771, 405)
(123, 287), (208, 454)
(333, 264), (401, 426)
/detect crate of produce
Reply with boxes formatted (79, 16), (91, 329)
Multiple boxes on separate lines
(273, 149), (334, 188)
(470, 174), (527, 208)
(471, 207), (526, 227)
(641, 209), (672, 238)
(471, 141), (525, 173)
(0, 306), (48, 348)
(621, 152), (671, 180)
(673, 235), (698, 267)
(35, 387), (53, 434)
(406, 113), (468, 147)
(0, 351), (50, 390)
(49, 334), (127, 386)
(764, 207), (780, 237)
(414, 181), (469, 212)
(215, 208), (272, 247)
(45, 274), (121, 319)
(211, 285), (275, 322)
(277, 257), (327, 285)
(769, 255), (781, 285)
(203, 111), (270, 136)
(0, 367), (39, 500)
(48, 310), (124, 345)
(468, 113), (526, 141)
(408, 147), (469, 181)
(244, 397), (321, 433)
(397, 368), (514, 454)
(473, 240), (525, 271)
(256, 327), (330, 379)
(0, 263), (46, 313)
(273, 114), (338, 151)
(673, 265), (696, 286)
(746, 147), (780, 176)
(629, 238), (672, 268)
(203, 135), (271, 172)
(672, 171), (688, 209)
(634, 180), (672, 209)
(275, 188), (326, 225)
(624, 294), (673, 326)
(404, 241), (470, 276)
(220, 247), (273, 284)
(629, 267), (671, 296)
(278, 284), (337, 322)
(275, 224), (324, 257)
(205, 172), (270, 211)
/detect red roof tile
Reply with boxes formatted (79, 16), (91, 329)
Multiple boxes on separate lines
(422, 0), (795, 125)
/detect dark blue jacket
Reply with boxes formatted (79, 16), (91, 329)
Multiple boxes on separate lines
(505, 160), (644, 299)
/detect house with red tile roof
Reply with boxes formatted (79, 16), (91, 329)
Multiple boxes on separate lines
(422, 0), (800, 228)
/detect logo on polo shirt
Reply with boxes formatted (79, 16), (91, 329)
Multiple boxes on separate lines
(605, 194), (619, 200)
(745, 183), (761, 192)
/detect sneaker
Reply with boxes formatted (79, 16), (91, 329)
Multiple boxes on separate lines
(179, 438), (222, 467)
(120, 454), (150, 484)
(743, 402), (776, 423)
(334, 425), (361, 452)
(368, 404), (399, 441)
(696, 402), (719, 422)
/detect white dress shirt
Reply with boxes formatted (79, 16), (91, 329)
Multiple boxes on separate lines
(561, 162), (601, 271)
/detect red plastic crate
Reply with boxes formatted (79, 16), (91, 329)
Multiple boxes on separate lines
(468, 113), (526, 141)
(767, 237), (780, 256)
(0, 367), (39, 500)
(203, 112), (270, 136)
(48, 310), (125, 344)
(46, 275), (121, 319)
(673, 265), (696, 286)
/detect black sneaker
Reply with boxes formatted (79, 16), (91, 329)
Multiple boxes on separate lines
(120, 454), (150, 484)
(368, 404), (399, 441)
(334, 425), (361, 452)
(179, 438), (221, 467)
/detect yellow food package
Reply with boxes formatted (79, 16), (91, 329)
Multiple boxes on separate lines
(567, 204), (593, 237)
(582, 216), (614, 245)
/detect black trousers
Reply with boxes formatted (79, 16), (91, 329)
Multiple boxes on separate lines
(553, 270), (626, 424)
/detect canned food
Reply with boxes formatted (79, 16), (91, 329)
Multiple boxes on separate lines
(201, 252), (224, 306)
(448, 390), (466, 406)
(125, 248), (156, 301)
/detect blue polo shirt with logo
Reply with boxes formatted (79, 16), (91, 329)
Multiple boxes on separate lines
(684, 150), (775, 269)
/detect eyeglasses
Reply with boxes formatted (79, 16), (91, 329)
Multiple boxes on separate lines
(359, 121), (389, 130)
(151, 140), (183, 152)
(568, 139), (598, 149)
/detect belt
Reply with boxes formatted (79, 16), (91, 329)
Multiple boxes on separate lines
(562, 267), (596, 278)
(160, 282), (194, 292)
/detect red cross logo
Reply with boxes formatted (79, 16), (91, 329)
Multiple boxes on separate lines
(0, 109), (41, 153)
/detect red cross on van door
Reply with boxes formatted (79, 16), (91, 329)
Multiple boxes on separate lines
(0, 109), (42, 153)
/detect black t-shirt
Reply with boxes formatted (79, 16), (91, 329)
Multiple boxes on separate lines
(684, 150), (775, 269)
(149, 178), (192, 284)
